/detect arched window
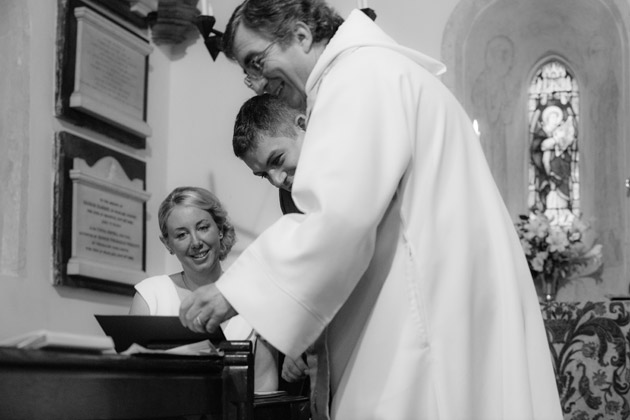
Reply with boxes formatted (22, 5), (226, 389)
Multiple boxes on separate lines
(528, 60), (580, 226)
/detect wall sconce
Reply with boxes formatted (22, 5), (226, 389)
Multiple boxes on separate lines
(146, 0), (222, 60)
(147, 0), (200, 46)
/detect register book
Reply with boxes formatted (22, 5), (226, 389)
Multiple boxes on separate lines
(95, 315), (226, 353)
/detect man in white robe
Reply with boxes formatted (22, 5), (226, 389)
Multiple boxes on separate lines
(181, 2), (563, 419)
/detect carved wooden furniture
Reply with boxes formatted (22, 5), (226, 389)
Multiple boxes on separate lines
(541, 301), (630, 420)
(0, 340), (310, 420)
(0, 341), (253, 419)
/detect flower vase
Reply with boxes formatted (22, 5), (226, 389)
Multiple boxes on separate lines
(538, 272), (560, 302)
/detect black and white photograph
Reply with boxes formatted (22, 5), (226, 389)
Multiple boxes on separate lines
(0, 0), (628, 419)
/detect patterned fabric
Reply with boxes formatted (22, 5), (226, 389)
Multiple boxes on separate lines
(542, 301), (630, 420)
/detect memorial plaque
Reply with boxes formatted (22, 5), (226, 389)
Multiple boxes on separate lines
(53, 132), (149, 295)
(56, 0), (151, 149)
(68, 157), (150, 283)
(70, 7), (152, 137)
(73, 183), (144, 269)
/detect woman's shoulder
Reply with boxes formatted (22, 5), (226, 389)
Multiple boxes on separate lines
(134, 274), (176, 292)
(133, 274), (181, 316)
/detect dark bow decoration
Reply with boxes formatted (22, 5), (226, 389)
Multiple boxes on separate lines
(360, 7), (377, 21)
(195, 15), (223, 61)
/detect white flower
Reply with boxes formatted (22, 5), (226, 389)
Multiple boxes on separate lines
(528, 217), (550, 239)
(514, 211), (603, 282)
(531, 252), (547, 272)
(547, 228), (569, 253)
(583, 243), (603, 260)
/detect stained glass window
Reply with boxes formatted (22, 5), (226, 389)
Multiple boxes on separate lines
(528, 60), (580, 226)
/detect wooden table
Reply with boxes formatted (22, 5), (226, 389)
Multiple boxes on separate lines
(0, 342), (254, 420)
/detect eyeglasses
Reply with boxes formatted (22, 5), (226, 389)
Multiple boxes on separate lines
(244, 41), (278, 82)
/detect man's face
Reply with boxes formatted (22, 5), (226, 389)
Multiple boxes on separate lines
(232, 24), (310, 110)
(242, 130), (305, 192)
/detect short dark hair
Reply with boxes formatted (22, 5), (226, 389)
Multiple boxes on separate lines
(233, 94), (303, 158)
(222, 0), (344, 60)
(158, 186), (236, 261)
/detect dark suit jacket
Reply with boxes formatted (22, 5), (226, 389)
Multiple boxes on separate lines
(279, 189), (302, 215)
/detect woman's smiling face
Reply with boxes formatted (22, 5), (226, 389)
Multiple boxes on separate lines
(162, 205), (222, 276)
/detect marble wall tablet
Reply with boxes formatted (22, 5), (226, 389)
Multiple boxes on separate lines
(70, 7), (152, 138)
(55, 0), (151, 148)
(53, 132), (148, 295)
(68, 157), (150, 285)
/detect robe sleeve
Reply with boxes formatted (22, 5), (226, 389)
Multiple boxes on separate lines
(216, 47), (419, 358)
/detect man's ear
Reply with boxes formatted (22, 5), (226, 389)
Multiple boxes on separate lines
(293, 21), (313, 52)
(295, 114), (307, 131)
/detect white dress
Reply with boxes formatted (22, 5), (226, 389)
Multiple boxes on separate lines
(134, 275), (278, 392)
(216, 10), (563, 420)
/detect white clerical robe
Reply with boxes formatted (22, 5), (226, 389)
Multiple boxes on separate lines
(217, 9), (563, 420)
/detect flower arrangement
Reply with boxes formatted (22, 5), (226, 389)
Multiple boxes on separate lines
(514, 211), (603, 298)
